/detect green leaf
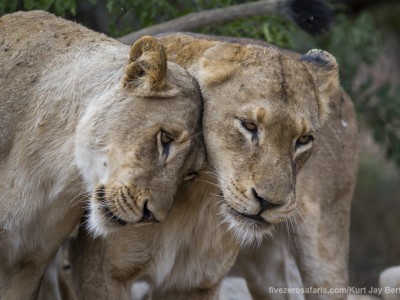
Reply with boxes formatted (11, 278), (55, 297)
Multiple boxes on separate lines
(23, 0), (54, 11)
(0, 0), (19, 16)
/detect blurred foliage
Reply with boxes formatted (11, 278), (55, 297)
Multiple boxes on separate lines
(103, 0), (258, 37)
(200, 15), (266, 42)
(320, 12), (400, 166)
(315, 12), (381, 90)
(0, 0), (78, 16)
(262, 16), (295, 48)
(201, 14), (296, 48)
(358, 83), (400, 165)
(1, 0), (399, 165)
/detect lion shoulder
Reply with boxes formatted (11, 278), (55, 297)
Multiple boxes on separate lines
(0, 11), (124, 161)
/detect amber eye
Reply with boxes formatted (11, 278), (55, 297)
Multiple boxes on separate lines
(160, 131), (174, 157)
(296, 135), (314, 147)
(242, 120), (257, 132)
(161, 131), (174, 145)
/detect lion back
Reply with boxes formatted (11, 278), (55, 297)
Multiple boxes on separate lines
(0, 11), (119, 161)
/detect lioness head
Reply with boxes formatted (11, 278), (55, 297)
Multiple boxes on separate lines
(197, 43), (338, 243)
(75, 37), (204, 237)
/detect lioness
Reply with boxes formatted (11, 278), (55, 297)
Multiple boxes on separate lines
(0, 12), (204, 299)
(67, 33), (358, 300)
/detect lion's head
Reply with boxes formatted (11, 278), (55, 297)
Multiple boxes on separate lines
(159, 34), (339, 244)
(74, 36), (204, 237)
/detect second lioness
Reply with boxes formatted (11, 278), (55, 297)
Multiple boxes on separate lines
(67, 33), (358, 300)
(0, 12), (204, 300)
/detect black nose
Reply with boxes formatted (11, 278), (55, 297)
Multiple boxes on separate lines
(140, 201), (159, 223)
(251, 188), (282, 212)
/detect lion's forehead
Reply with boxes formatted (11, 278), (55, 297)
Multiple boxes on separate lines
(219, 54), (320, 123)
(221, 78), (319, 124)
(237, 55), (316, 97)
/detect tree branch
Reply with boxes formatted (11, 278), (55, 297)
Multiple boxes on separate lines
(118, 0), (287, 45)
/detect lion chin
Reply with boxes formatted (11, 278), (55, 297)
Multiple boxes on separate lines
(86, 200), (157, 238)
(219, 202), (275, 247)
(86, 201), (123, 238)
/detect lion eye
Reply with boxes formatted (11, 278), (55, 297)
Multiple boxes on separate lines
(160, 131), (174, 158)
(161, 131), (174, 145)
(296, 135), (314, 147)
(242, 120), (257, 132)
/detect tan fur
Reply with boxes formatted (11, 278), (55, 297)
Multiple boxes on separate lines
(160, 33), (358, 299)
(0, 13), (204, 300)
(160, 34), (345, 241)
(161, 33), (358, 299)
(61, 33), (358, 300)
(68, 175), (239, 299)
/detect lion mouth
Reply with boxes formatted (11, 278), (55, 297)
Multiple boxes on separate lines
(102, 205), (128, 226)
(226, 202), (273, 226)
(219, 190), (270, 225)
(219, 202), (275, 245)
(100, 201), (159, 226)
(95, 185), (159, 226)
(237, 211), (267, 223)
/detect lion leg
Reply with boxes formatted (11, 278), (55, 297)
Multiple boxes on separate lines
(235, 191), (351, 300)
(37, 249), (65, 300)
(0, 262), (47, 300)
(235, 179), (354, 300)
(69, 231), (130, 300)
(292, 191), (352, 300)
(235, 232), (304, 300)
(152, 284), (221, 300)
(37, 244), (78, 300)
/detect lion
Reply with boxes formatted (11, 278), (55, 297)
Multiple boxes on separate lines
(0, 12), (204, 299)
(63, 33), (358, 300)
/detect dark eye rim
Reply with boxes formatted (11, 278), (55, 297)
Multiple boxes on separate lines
(160, 130), (174, 145)
(183, 170), (200, 181)
(243, 121), (257, 131)
(160, 130), (175, 157)
(296, 135), (314, 148)
(237, 118), (258, 135)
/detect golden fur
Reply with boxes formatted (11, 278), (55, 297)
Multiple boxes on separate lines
(64, 33), (358, 300)
(0, 13), (204, 299)
(160, 34), (343, 243)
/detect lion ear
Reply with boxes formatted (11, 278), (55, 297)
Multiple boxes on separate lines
(198, 43), (240, 87)
(123, 36), (168, 91)
(300, 49), (339, 123)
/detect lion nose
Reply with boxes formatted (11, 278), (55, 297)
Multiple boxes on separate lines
(140, 201), (159, 223)
(251, 188), (282, 212)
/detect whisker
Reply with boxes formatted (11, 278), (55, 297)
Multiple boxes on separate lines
(288, 217), (298, 249)
(284, 220), (291, 248)
(199, 179), (222, 188)
(292, 215), (302, 241)
(80, 218), (90, 231)
(114, 177), (130, 191)
(209, 193), (224, 198)
(69, 191), (93, 208)
(295, 207), (311, 235)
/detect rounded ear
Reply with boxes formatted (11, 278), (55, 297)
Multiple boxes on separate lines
(300, 49), (339, 95)
(198, 43), (241, 87)
(123, 36), (167, 91)
(301, 49), (339, 123)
